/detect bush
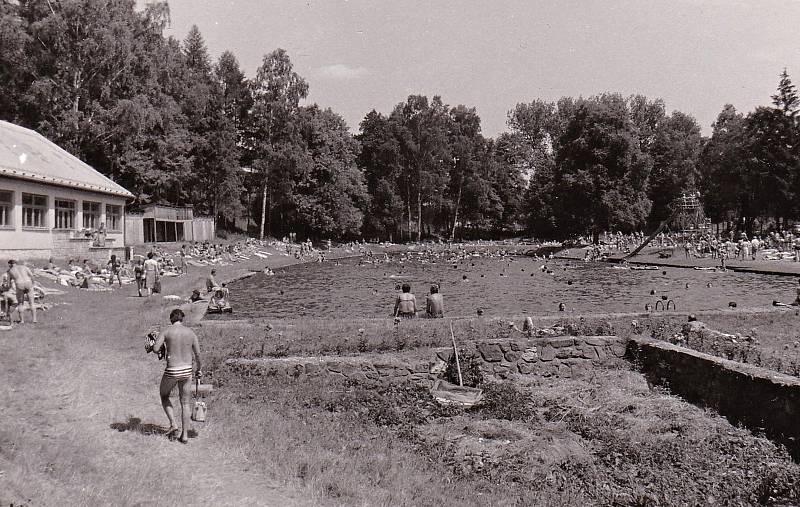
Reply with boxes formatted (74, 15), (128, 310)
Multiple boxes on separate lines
(445, 348), (483, 387)
(477, 382), (535, 421)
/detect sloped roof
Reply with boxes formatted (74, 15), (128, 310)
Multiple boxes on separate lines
(0, 120), (133, 198)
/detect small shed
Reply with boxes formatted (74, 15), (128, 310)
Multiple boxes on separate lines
(125, 204), (215, 245)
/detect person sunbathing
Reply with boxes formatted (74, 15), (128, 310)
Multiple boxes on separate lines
(425, 284), (444, 318)
(394, 283), (417, 318)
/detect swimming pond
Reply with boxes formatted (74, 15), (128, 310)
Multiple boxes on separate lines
(214, 252), (797, 320)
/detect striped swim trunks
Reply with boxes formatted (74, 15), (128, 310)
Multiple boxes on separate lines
(164, 365), (193, 380)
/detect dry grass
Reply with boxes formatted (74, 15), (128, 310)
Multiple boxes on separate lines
(208, 363), (800, 506)
(0, 256), (308, 506)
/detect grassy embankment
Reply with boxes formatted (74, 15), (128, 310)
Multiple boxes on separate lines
(207, 361), (800, 505)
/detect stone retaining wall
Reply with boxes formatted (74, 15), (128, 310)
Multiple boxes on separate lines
(440, 335), (627, 379)
(225, 335), (627, 387)
(626, 336), (800, 458)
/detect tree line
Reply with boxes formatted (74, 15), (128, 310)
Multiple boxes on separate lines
(2, 0), (798, 241)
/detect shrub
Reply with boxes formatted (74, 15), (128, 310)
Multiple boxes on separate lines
(477, 382), (535, 421)
(444, 348), (483, 387)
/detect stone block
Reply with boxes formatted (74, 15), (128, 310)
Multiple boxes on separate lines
(548, 337), (575, 348)
(289, 364), (305, 377)
(581, 345), (599, 360)
(521, 348), (538, 362)
(305, 362), (321, 375)
(498, 341), (511, 353)
(518, 362), (536, 374)
(327, 361), (343, 373)
(610, 344), (627, 357)
(585, 336), (608, 346)
(595, 346), (608, 360)
(505, 350), (521, 362)
(540, 346), (556, 361)
(556, 348), (573, 359)
(477, 343), (505, 362)
(510, 340), (526, 352)
(557, 362), (573, 378)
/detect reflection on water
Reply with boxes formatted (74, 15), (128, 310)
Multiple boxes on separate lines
(214, 256), (795, 319)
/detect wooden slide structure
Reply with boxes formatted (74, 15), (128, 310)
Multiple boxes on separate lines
(625, 209), (678, 259)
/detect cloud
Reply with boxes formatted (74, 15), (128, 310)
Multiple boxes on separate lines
(317, 64), (370, 80)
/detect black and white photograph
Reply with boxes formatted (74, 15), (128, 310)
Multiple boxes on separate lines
(2, 1), (800, 505)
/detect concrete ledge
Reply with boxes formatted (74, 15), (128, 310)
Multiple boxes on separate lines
(626, 336), (800, 458)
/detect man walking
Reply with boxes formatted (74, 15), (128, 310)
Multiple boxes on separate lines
(7, 260), (36, 324)
(153, 309), (202, 444)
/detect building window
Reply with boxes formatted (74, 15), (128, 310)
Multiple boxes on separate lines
(82, 201), (100, 229)
(54, 199), (75, 229)
(22, 193), (47, 228)
(0, 190), (11, 227)
(106, 204), (122, 232)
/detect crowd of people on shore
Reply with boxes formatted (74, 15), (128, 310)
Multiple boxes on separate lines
(581, 229), (800, 264)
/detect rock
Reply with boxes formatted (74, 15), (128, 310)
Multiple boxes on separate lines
(581, 345), (599, 360)
(518, 362), (536, 374)
(305, 362), (321, 375)
(521, 348), (538, 362)
(327, 361), (344, 373)
(540, 346), (556, 361)
(429, 359), (447, 375)
(548, 337), (575, 348)
(504, 350), (521, 362)
(477, 343), (505, 362)
(585, 336), (608, 346)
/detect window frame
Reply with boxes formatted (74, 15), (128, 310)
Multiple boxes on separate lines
(21, 192), (48, 229)
(105, 204), (122, 232)
(82, 200), (101, 229)
(54, 198), (76, 230)
(0, 190), (12, 228)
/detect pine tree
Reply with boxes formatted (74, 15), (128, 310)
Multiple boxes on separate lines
(183, 25), (211, 75)
(771, 68), (799, 117)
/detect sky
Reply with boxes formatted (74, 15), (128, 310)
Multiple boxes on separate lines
(146, 0), (800, 137)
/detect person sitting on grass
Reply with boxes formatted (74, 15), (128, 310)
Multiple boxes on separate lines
(205, 269), (218, 293)
(394, 283), (417, 318)
(426, 284), (444, 318)
(153, 308), (202, 444)
(7, 260), (36, 324)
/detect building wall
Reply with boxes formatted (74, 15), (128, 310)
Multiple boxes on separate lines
(192, 217), (215, 242)
(0, 176), (127, 260)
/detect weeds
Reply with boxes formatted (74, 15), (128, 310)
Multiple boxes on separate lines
(476, 382), (535, 421)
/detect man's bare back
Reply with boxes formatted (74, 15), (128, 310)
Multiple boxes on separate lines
(154, 309), (202, 444)
(8, 263), (33, 289)
(7, 260), (35, 323)
(157, 322), (201, 369)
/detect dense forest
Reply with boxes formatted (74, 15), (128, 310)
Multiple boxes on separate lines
(2, 0), (799, 241)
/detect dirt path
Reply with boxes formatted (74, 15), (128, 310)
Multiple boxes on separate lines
(0, 254), (315, 506)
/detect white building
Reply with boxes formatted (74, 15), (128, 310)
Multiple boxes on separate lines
(0, 120), (134, 261)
